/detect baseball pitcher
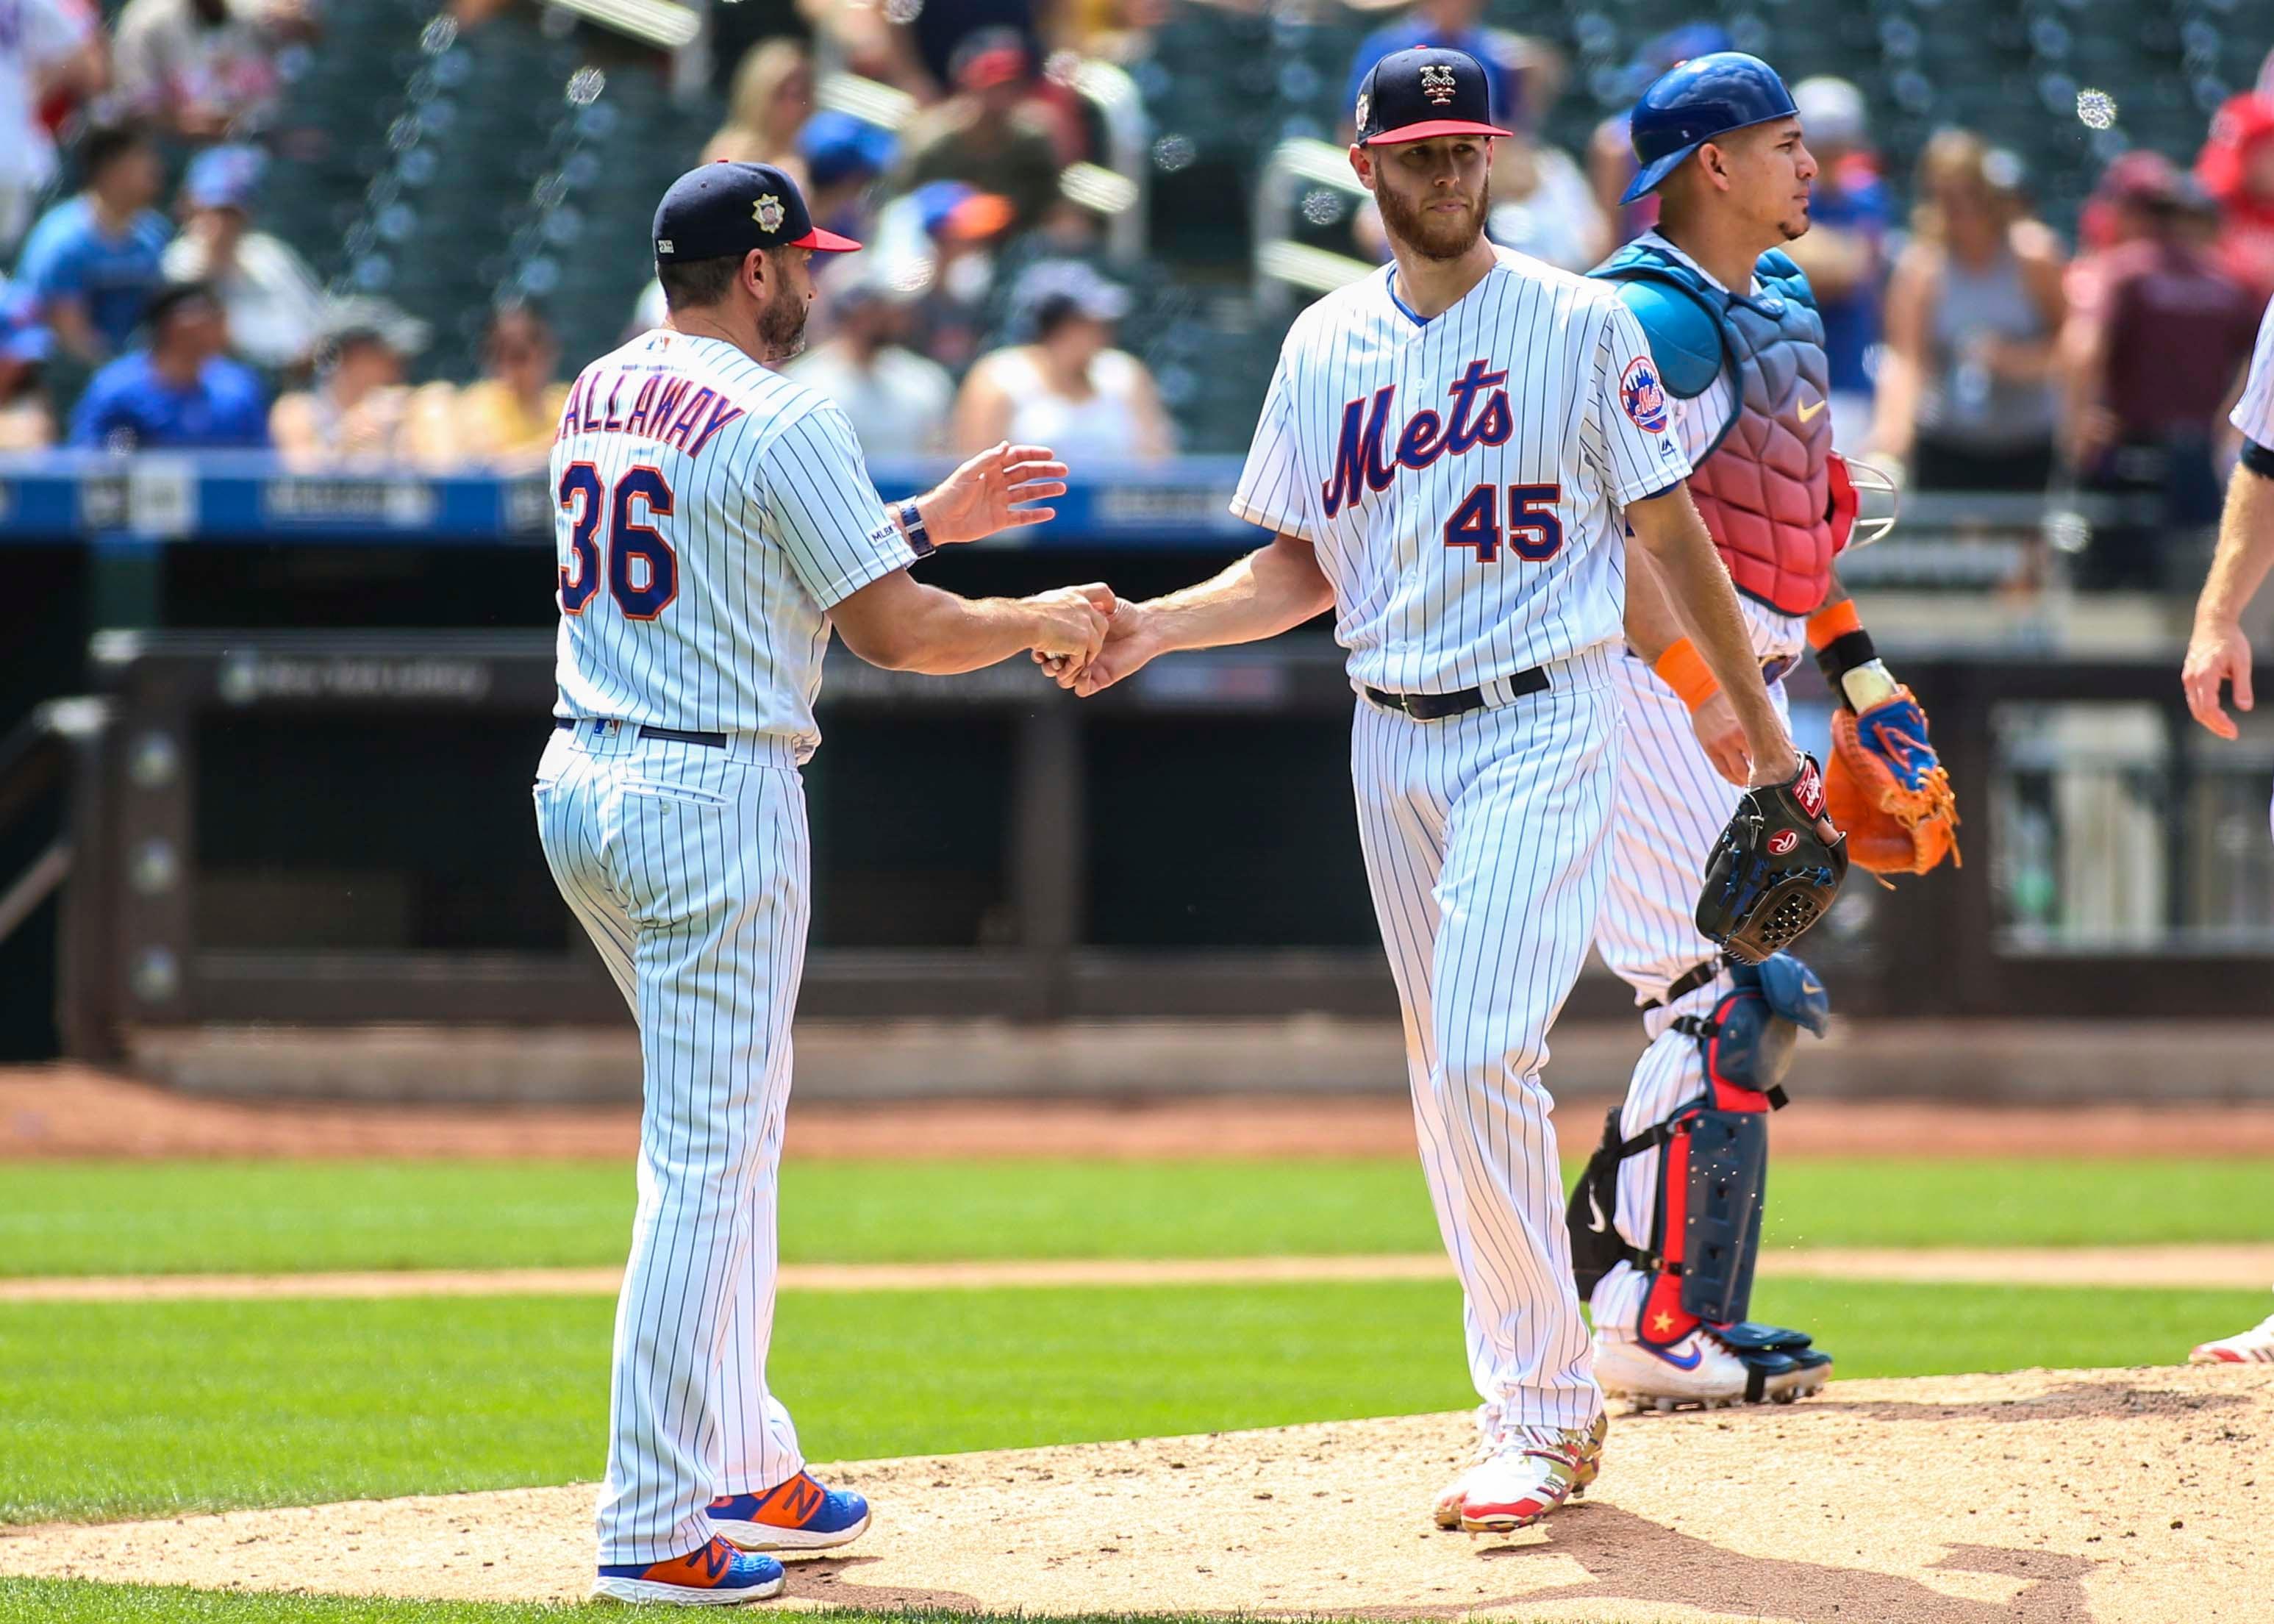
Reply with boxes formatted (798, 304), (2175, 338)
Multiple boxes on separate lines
(2179, 288), (2274, 1366)
(1062, 47), (1815, 1531)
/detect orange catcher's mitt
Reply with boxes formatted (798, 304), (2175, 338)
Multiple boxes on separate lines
(1826, 687), (1959, 876)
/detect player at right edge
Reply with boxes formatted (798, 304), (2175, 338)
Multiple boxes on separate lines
(2179, 287), (2274, 1366)
(1062, 46), (1823, 1532)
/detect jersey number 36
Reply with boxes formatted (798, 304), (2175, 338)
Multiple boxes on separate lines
(1444, 482), (1563, 565)
(558, 462), (679, 620)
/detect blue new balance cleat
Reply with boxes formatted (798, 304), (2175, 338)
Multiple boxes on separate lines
(592, 1535), (784, 1606)
(709, 1471), (871, 1553)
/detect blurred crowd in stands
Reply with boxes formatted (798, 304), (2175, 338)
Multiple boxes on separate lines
(0, 0), (2272, 593)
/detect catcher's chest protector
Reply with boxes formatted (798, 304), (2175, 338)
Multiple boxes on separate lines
(1599, 248), (1839, 615)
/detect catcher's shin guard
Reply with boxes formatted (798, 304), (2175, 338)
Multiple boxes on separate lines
(1572, 954), (1828, 1347)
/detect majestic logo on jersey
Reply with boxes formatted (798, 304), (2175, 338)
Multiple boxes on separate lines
(1620, 356), (1669, 434)
(1320, 359), (1514, 519)
(1420, 64), (1458, 105)
(754, 194), (786, 232)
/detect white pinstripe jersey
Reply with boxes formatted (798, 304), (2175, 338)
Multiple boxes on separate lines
(548, 329), (913, 751)
(2233, 292), (2274, 447)
(1631, 229), (1811, 662)
(1231, 247), (1692, 695)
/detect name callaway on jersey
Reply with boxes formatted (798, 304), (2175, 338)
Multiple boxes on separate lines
(555, 365), (748, 459)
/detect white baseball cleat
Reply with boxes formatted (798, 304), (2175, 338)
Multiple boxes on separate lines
(2190, 1309), (2274, 1364)
(1433, 1412), (1606, 1532)
(1593, 1328), (1755, 1411)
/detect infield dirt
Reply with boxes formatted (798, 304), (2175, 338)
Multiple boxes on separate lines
(12, 1065), (2274, 1159)
(2, 1366), (2265, 1623)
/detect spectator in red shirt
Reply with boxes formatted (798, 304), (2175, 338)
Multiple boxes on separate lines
(2068, 176), (2262, 590)
(2198, 91), (2274, 307)
(2069, 151), (2181, 317)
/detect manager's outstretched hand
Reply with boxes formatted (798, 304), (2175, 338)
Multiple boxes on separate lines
(918, 442), (1070, 544)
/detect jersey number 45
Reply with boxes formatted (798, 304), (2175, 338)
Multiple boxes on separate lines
(558, 462), (679, 619)
(1444, 482), (1563, 565)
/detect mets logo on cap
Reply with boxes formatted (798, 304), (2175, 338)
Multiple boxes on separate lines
(1420, 64), (1457, 105)
(1620, 355), (1669, 434)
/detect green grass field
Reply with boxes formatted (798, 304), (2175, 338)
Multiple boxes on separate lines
(7, 1157), (2273, 1277)
(3, 1152), (2269, 1623)
(1, 1275), (2264, 1526)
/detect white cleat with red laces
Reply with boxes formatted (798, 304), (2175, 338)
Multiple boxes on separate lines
(1432, 1412), (1607, 1534)
(2190, 1306), (2274, 1365)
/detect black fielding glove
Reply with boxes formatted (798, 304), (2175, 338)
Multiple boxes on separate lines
(1696, 754), (1849, 964)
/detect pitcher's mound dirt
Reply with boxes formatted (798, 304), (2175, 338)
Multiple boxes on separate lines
(2, 1367), (2267, 1623)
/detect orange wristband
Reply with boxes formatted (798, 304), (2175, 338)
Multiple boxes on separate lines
(1653, 637), (1720, 712)
(1806, 598), (1863, 651)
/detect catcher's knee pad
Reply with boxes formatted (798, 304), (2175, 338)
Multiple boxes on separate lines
(1570, 954), (1829, 1345)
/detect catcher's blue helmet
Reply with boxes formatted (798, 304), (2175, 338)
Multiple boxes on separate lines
(1620, 51), (1798, 205)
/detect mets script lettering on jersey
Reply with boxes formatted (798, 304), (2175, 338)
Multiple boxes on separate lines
(1321, 360), (1514, 516)
(1229, 248), (1695, 696)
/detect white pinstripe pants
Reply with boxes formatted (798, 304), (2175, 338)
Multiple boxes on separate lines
(1588, 653), (1792, 1341)
(1351, 645), (1618, 1434)
(534, 723), (809, 1565)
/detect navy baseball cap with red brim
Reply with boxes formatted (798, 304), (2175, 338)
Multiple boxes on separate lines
(1354, 46), (1514, 146)
(654, 161), (861, 262)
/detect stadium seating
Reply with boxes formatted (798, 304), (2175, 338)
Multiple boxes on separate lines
(29, 0), (2274, 446)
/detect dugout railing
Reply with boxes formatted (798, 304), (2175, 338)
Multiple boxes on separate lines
(51, 630), (2274, 1061)
(7, 455), (2267, 1055)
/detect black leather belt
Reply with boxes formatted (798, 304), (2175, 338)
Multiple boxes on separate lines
(1365, 665), (1548, 721)
(554, 718), (728, 748)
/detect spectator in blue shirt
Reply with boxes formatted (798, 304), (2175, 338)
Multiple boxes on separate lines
(0, 279), (57, 449)
(1787, 76), (1892, 448)
(69, 281), (269, 450)
(14, 122), (173, 364)
(1343, 1), (1523, 139)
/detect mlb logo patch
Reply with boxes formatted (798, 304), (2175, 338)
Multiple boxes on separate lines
(1620, 356), (1669, 434)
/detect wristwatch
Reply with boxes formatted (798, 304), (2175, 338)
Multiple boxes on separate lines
(897, 500), (936, 560)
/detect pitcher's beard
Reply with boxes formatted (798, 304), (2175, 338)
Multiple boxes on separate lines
(1377, 176), (1492, 261)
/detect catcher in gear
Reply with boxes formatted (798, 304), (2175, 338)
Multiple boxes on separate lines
(1570, 51), (1957, 1415)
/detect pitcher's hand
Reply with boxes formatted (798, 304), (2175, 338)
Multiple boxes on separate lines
(1025, 583), (1116, 674)
(2183, 619), (2254, 741)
